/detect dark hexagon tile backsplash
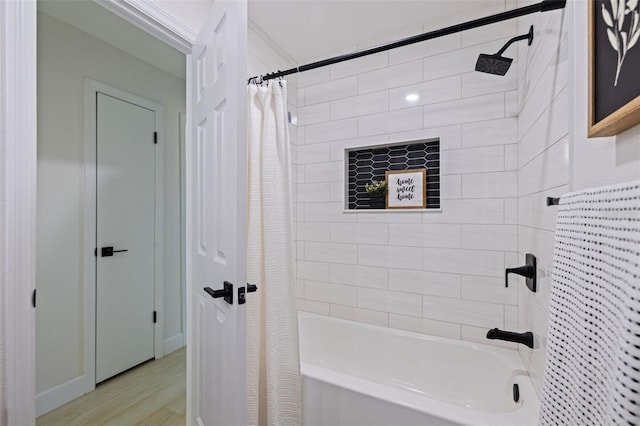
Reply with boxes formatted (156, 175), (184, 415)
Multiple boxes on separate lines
(347, 140), (440, 210)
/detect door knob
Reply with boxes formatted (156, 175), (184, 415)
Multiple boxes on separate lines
(101, 246), (129, 257)
(204, 281), (233, 304)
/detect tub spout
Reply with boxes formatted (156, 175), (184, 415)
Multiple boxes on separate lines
(486, 328), (534, 348)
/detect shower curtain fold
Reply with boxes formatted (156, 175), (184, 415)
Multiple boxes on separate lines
(246, 80), (302, 426)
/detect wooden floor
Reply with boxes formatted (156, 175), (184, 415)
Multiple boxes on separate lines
(37, 348), (186, 426)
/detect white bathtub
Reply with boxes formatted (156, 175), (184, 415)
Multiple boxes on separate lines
(299, 312), (538, 426)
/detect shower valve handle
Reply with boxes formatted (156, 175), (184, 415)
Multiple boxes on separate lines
(505, 253), (537, 292)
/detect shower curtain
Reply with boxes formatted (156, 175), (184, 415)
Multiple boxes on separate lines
(246, 79), (302, 426)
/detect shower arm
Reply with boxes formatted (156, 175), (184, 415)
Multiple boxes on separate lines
(249, 0), (566, 83)
(496, 31), (533, 56)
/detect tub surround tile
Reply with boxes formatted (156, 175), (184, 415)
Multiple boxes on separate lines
(461, 118), (517, 148)
(297, 298), (330, 315)
(389, 224), (461, 248)
(423, 296), (504, 328)
(358, 288), (422, 317)
(461, 224), (518, 251)
(461, 66), (517, 98)
(440, 175), (462, 199)
(297, 142), (331, 164)
(388, 76), (461, 110)
(305, 118), (358, 144)
(423, 93), (505, 128)
(297, 223), (331, 242)
(358, 245), (422, 270)
(357, 212), (423, 224)
(461, 19), (517, 47)
(330, 135), (389, 161)
(305, 242), (357, 265)
(460, 275), (517, 306)
(304, 76), (358, 105)
(330, 223), (389, 245)
(422, 199), (504, 224)
(330, 304), (389, 326)
(358, 61), (422, 94)
(305, 203), (357, 223)
(358, 107), (423, 137)
(331, 91), (389, 121)
(423, 248), (504, 277)
(388, 269), (460, 298)
(389, 33), (461, 65)
(305, 281), (357, 306)
(390, 125), (461, 151)
(305, 161), (343, 183)
(461, 171), (517, 198)
(389, 314), (461, 339)
(330, 264), (389, 289)
(330, 52), (388, 80)
(441, 146), (505, 175)
(292, 21), (524, 346)
(297, 67), (331, 88)
(297, 260), (330, 282)
(298, 102), (331, 126)
(297, 183), (332, 203)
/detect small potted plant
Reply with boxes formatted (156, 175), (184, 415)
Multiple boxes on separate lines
(365, 180), (387, 209)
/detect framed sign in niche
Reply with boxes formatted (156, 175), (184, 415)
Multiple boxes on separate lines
(385, 169), (427, 209)
(346, 140), (440, 210)
(588, 0), (640, 137)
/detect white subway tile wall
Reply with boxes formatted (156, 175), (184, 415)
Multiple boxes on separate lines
(516, 3), (570, 398)
(292, 16), (521, 349)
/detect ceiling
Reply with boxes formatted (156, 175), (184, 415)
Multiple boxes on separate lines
(247, 0), (508, 63)
(37, 0), (511, 80)
(38, 0), (186, 80)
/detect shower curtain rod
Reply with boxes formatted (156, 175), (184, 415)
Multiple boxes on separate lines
(248, 0), (566, 83)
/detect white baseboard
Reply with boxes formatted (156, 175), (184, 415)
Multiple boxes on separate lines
(163, 333), (185, 355)
(36, 375), (86, 416)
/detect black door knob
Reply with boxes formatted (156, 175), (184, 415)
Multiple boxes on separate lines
(204, 281), (233, 304)
(101, 246), (129, 257)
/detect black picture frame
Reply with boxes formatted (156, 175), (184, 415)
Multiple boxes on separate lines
(588, 0), (640, 137)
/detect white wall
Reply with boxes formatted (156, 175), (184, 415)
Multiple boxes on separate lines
(516, 0), (640, 397)
(36, 11), (185, 407)
(291, 10), (528, 348)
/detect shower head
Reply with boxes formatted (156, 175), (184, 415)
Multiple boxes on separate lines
(475, 54), (513, 76)
(475, 25), (534, 76)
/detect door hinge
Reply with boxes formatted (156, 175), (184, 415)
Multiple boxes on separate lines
(32, 289), (37, 308)
(153, 131), (158, 144)
(153, 311), (157, 323)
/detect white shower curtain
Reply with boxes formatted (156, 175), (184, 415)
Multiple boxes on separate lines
(246, 80), (302, 426)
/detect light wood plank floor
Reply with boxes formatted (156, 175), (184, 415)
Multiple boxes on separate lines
(37, 348), (186, 426)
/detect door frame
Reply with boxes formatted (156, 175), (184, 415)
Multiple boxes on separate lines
(84, 80), (165, 393)
(0, 1), (196, 423)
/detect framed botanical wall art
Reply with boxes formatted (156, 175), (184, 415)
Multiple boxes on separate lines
(589, 0), (640, 137)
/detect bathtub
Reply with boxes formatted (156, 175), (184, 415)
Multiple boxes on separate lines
(298, 312), (538, 426)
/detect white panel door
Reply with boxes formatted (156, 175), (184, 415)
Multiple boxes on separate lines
(96, 93), (156, 383)
(187, 0), (247, 425)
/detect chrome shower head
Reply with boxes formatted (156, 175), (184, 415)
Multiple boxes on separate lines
(475, 25), (534, 76)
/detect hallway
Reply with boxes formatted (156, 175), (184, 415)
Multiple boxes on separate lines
(37, 348), (185, 425)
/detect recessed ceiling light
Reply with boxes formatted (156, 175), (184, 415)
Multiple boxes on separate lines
(405, 93), (419, 102)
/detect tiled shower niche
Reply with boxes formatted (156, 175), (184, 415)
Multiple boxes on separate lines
(347, 139), (440, 210)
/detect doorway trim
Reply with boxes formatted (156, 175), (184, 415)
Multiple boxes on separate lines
(0, 0), (37, 424)
(83, 79), (165, 394)
(1, 1), (194, 423)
